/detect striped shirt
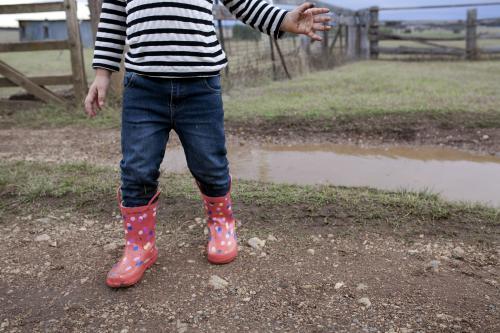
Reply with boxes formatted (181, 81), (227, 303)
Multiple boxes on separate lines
(92, 0), (289, 77)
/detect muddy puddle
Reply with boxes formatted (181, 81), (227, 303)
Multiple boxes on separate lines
(161, 144), (500, 207)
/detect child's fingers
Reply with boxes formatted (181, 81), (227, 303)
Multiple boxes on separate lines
(313, 23), (331, 31)
(84, 88), (97, 116)
(308, 31), (322, 41)
(97, 86), (107, 108)
(305, 7), (330, 15)
(314, 15), (331, 24)
(296, 2), (315, 13)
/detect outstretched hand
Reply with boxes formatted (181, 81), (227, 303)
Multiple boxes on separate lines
(281, 2), (332, 41)
(281, 2), (331, 41)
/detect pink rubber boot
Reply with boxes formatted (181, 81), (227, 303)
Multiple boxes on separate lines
(200, 189), (238, 264)
(106, 191), (160, 288)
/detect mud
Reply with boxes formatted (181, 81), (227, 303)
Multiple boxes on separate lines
(226, 112), (500, 154)
(2, 128), (500, 207)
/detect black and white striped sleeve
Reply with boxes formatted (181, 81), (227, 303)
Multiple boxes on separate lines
(222, 0), (289, 39)
(92, 0), (127, 72)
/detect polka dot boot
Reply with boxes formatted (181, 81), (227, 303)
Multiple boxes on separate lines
(106, 191), (160, 288)
(200, 190), (238, 265)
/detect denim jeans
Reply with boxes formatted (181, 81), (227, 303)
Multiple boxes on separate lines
(120, 71), (230, 207)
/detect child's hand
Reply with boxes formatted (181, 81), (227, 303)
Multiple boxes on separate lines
(84, 69), (111, 117)
(281, 2), (331, 41)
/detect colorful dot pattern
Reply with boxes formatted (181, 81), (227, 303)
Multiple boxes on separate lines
(202, 193), (238, 259)
(108, 202), (159, 280)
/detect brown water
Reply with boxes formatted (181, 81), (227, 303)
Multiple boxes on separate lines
(161, 144), (500, 207)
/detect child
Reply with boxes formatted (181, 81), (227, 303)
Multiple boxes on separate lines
(84, 0), (330, 288)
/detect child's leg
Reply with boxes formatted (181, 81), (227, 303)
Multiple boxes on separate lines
(107, 72), (172, 287)
(174, 74), (237, 264)
(120, 72), (173, 207)
(173, 75), (230, 195)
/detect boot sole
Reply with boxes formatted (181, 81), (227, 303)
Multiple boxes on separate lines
(208, 250), (238, 265)
(106, 250), (158, 288)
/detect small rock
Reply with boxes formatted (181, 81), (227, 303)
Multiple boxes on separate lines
(482, 134), (490, 140)
(83, 219), (95, 227)
(327, 234), (334, 238)
(35, 234), (50, 242)
(242, 297), (251, 302)
(104, 242), (118, 252)
(408, 249), (419, 255)
(80, 277), (89, 284)
(195, 217), (203, 223)
(35, 217), (51, 224)
(259, 252), (267, 258)
(1, 319), (9, 330)
(356, 283), (368, 291)
(267, 234), (278, 241)
(176, 320), (188, 333)
(203, 227), (209, 236)
(307, 248), (315, 255)
(187, 259), (195, 264)
(209, 275), (228, 290)
(426, 260), (441, 272)
(49, 241), (58, 247)
(247, 237), (266, 250)
(357, 297), (371, 308)
(311, 235), (322, 242)
(452, 246), (465, 260)
(334, 282), (345, 290)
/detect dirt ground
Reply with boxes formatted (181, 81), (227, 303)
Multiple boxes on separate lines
(226, 112), (500, 155)
(1, 190), (499, 333)
(1, 102), (499, 332)
(1, 112), (500, 169)
(1, 105), (499, 158)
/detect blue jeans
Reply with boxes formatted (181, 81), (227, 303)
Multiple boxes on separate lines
(120, 71), (230, 207)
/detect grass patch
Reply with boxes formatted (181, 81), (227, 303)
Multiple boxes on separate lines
(1, 160), (498, 225)
(1, 103), (121, 129)
(3, 61), (500, 129)
(224, 60), (500, 120)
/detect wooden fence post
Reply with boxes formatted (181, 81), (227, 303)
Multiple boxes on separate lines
(369, 6), (379, 59)
(359, 11), (370, 59)
(269, 36), (277, 80)
(346, 16), (358, 59)
(88, 0), (102, 40)
(64, 0), (87, 104)
(466, 8), (478, 60)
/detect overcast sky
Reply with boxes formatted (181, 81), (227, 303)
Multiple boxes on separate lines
(1, 0), (499, 27)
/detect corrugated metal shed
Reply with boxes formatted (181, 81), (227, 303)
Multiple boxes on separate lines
(18, 19), (93, 48)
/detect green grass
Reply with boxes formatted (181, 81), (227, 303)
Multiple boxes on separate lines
(2, 60), (500, 128)
(1, 160), (498, 224)
(0, 49), (96, 98)
(2, 102), (121, 129)
(223, 60), (500, 120)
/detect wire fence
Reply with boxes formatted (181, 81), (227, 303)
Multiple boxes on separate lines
(215, 20), (345, 87)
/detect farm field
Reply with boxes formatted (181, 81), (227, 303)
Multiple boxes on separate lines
(1, 59), (500, 331)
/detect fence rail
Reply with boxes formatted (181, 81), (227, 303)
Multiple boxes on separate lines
(368, 7), (500, 60)
(0, 2), (65, 14)
(0, 0), (86, 105)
